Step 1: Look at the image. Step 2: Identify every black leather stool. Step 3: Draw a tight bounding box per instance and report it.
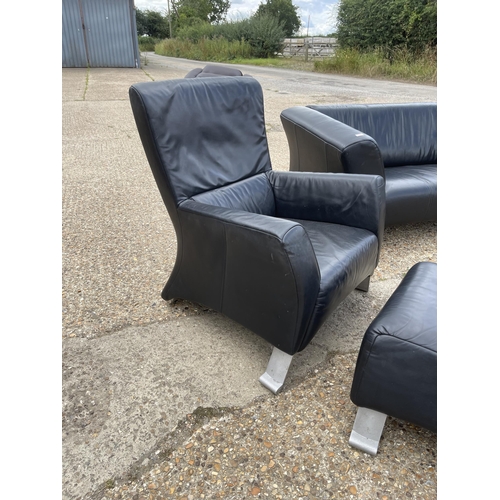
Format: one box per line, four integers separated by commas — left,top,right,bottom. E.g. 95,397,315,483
349,262,437,455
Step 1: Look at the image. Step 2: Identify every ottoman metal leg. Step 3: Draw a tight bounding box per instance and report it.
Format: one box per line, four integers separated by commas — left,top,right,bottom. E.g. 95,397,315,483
259,347,293,394
349,407,387,456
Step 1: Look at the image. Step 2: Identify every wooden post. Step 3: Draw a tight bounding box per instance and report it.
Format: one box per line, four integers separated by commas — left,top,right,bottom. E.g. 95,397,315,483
167,0,172,38
305,39,309,62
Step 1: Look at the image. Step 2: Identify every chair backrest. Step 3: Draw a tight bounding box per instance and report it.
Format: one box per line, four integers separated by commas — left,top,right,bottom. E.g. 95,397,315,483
308,103,437,167
184,64,244,78
129,77,272,218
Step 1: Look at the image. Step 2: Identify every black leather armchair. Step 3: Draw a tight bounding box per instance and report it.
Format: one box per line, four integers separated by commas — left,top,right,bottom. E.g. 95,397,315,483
129,77,386,393
184,64,244,78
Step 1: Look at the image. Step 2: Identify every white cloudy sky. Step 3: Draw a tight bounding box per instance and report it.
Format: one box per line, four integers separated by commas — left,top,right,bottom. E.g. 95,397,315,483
133,0,339,36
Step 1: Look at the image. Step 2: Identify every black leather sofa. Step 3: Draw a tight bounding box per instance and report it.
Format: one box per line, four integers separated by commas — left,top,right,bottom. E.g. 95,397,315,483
349,262,437,455
129,76,386,393
280,103,437,226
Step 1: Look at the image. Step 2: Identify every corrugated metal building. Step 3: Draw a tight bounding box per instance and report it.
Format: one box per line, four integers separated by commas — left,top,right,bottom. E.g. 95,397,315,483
63,0,141,68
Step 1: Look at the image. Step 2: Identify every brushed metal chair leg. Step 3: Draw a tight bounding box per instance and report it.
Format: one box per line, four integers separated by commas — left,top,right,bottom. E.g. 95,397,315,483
259,347,293,394
356,275,371,292
349,407,387,456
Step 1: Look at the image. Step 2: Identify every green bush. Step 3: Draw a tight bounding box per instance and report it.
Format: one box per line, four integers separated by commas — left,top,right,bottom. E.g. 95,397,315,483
159,14,285,59
336,0,437,54
175,20,216,43
244,14,285,58
216,19,251,42
138,36,161,52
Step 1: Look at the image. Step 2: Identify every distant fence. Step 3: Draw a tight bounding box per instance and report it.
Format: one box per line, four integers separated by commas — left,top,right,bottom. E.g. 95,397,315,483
279,37,338,58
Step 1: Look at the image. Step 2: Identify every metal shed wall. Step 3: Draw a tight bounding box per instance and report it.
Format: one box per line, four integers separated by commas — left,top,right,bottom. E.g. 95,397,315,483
62,0,88,67
63,0,141,68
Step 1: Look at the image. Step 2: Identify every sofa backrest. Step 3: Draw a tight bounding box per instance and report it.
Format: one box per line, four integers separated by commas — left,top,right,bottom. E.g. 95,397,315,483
308,103,437,167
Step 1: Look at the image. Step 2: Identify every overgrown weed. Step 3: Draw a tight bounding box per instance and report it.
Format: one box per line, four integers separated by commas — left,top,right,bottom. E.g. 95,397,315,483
314,46,436,85
155,37,252,62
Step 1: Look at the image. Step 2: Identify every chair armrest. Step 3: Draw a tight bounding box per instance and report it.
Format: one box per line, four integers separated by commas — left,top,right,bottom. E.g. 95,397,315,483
280,106,385,177
174,200,321,355
267,171,386,243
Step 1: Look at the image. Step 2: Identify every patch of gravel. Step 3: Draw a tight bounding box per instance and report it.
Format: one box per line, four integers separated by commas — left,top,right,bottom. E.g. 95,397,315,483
94,353,436,500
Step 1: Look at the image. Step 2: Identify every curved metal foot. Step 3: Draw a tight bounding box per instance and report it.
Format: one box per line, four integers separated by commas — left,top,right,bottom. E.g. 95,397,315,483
259,347,293,394
349,406,387,455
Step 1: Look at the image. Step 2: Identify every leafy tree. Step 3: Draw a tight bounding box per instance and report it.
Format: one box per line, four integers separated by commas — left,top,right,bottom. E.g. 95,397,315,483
136,8,170,38
171,0,231,26
254,0,301,37
336,0,436,53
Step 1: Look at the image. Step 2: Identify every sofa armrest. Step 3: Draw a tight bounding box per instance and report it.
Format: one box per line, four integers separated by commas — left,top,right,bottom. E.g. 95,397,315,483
267,171,386,247
280,106,385,177
172,200,321,355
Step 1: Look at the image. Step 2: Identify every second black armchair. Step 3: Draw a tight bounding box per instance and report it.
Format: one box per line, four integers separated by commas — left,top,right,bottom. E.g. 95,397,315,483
129,77,385,393
184,64,244,78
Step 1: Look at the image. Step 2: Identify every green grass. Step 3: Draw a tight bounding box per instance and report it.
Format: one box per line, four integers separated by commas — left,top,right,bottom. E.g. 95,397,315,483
138,36,160,52
314,47,437,85
230,52,436,85
229,57,316,72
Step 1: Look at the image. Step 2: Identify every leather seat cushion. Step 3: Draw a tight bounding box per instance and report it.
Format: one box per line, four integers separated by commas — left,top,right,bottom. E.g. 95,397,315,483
385,164,437,226
289,219,379,347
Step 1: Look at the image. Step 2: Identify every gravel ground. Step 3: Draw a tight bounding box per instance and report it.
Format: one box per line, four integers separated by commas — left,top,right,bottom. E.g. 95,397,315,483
63,54,437,499
96,353,436,500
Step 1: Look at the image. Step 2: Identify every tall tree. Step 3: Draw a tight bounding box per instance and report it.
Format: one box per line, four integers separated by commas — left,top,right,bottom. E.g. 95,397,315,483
254,0,301,37
136,8,170,38
172,0,231,25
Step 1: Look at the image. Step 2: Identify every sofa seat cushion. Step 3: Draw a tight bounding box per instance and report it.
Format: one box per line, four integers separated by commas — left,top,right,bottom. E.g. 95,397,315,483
288,219,379,349
384,164,437,226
